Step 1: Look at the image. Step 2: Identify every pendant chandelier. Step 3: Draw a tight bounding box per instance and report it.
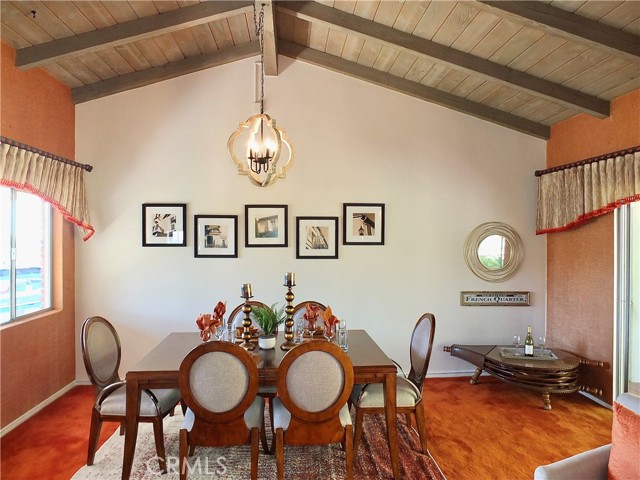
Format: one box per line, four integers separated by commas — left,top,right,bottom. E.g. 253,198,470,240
228,2,293,187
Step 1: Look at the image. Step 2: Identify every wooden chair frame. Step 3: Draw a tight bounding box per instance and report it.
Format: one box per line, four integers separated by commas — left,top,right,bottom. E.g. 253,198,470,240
275,341,354,480
353,312,436,455
81,316,178,472
178,341,261,480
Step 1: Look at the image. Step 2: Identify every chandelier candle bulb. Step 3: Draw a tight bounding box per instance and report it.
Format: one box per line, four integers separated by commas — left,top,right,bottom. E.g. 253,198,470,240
285,272,295,286
241,283,253,298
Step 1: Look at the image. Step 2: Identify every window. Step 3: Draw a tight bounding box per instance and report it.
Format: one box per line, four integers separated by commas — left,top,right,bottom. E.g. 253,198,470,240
615,202,640,398
0,187,52,324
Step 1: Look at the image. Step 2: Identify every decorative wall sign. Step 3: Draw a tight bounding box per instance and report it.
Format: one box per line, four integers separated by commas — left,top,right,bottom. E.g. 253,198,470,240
142,203,186,247
460,291,530,306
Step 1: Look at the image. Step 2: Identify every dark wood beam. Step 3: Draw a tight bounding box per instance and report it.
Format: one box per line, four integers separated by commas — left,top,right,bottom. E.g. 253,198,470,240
279,40,550,139
72,42,259,104
16,1,253,70
477,1,640,61
278,1,610,119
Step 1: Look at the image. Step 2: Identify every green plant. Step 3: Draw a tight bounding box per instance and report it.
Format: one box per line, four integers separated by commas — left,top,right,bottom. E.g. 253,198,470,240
251,303,286,337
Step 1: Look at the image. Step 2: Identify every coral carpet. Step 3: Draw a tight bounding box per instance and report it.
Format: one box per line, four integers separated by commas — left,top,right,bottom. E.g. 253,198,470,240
71,409,445,480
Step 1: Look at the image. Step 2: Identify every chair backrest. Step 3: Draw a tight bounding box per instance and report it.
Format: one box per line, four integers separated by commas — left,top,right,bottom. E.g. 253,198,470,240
81,316,122,395
228,301,268,330
407,313,436,392
179,341,259,424
291,301,327,325
277,341,353,424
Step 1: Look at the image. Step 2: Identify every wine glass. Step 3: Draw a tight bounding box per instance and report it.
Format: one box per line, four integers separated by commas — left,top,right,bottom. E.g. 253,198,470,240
512,335,521,356
538,336,546,355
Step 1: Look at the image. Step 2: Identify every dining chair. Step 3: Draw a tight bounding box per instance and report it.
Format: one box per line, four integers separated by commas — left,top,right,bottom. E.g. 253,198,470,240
350,312,436,455
81,316,182,472
178,341,263,480
228,300,273,453
273,341,354,480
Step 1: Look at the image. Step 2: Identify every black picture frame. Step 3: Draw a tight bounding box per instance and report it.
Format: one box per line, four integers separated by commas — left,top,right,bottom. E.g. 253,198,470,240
245,204,288,248
343,203,385,245
142,203,187,247
194,215,238,258
296,216,339,259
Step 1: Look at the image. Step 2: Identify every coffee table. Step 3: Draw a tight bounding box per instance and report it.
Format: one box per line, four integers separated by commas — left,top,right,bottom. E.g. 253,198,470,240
445,344,591,410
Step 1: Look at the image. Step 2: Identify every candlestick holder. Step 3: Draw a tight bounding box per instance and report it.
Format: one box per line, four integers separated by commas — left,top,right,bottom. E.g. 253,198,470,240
280,282,296,351
240,296,256,351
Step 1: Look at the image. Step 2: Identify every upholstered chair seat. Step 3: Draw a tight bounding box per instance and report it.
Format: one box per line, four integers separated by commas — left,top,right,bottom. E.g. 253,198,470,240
350,376,422,408
98,386,181,417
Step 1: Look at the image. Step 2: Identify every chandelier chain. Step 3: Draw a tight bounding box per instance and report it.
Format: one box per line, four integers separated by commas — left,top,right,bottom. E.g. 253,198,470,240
253,2,266,115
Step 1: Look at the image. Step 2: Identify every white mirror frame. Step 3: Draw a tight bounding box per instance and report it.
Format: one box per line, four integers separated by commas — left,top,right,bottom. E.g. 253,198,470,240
464,222,524,282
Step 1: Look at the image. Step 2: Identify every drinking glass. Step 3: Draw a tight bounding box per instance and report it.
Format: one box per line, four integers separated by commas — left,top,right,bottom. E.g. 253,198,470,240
512,335,521,356
338,324,348,352
294,319,304,344
538,336,546,355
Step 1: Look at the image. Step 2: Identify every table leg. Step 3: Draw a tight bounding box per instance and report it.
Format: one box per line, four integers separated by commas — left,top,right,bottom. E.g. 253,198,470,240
469,368,482,385
384,373,399,480
542,392,552,411
122,379,141,480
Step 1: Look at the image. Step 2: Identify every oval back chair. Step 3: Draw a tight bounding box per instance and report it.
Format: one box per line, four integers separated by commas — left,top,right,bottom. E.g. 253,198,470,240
81,316,181,472
273,341,354,480
178,341,263,480
351,312,436,455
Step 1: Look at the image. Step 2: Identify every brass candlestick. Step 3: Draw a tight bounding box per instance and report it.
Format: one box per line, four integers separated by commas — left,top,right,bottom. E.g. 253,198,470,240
280,283,296,351
240,284,256,351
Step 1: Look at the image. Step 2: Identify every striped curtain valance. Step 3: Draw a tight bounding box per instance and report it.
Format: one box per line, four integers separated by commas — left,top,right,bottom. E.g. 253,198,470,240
0,137,95,241
536,146,640,235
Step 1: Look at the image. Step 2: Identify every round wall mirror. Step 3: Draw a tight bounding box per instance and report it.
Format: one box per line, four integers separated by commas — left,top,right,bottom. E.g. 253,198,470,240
464,222,523,282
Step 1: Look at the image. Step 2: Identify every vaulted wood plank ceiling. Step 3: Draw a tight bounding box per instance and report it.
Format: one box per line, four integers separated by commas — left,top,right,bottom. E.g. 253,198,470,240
1,1,639,139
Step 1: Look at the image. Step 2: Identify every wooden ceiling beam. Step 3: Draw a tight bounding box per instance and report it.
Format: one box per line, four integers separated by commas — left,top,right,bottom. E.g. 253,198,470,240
262,0,278,76
16,1,253,70
476,1,640,62
72,42,259,104
279,40,550,139
278,1,610,119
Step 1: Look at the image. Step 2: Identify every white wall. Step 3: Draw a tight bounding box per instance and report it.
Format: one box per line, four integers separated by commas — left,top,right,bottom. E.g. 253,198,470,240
75,56,546,380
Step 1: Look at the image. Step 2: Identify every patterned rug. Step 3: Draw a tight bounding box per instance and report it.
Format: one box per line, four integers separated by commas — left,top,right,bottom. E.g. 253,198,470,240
72,409,445,479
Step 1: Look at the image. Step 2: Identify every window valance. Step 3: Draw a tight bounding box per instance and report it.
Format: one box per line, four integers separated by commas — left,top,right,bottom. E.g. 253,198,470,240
535,146,640,235
0,136,95,241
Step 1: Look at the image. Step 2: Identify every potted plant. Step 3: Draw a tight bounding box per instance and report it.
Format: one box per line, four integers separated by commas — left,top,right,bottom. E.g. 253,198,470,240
251,303,286,349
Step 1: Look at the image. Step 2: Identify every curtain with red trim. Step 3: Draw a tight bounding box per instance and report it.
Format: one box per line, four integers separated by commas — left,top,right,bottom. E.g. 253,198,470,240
0,141,94,240
536,149,640,234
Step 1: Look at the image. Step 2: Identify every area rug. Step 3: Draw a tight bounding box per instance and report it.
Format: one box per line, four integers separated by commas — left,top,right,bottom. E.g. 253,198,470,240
72,410,445,480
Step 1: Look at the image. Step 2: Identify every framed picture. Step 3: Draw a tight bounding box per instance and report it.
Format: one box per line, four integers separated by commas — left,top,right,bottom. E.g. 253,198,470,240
343,203,385,245
142,203,186,247
245,205,288,247
194,215,238,258
296,216,338,259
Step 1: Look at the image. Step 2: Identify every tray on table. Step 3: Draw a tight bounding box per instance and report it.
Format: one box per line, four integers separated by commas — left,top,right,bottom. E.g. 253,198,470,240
499,347,558,361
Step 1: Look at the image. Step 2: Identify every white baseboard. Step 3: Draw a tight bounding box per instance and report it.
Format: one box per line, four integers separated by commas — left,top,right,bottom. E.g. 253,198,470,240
580,391,612,409
426,370,486,378
1,381,77,437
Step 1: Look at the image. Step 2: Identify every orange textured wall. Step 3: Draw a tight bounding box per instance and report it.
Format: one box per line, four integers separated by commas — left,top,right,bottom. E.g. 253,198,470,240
0,41,76,429
546,90,640,405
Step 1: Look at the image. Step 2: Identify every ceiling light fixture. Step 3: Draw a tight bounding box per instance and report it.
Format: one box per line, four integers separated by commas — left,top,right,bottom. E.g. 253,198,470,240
228,2,293,187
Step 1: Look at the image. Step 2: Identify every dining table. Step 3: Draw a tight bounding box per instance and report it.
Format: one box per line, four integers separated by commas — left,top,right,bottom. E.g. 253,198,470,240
121,329,400,479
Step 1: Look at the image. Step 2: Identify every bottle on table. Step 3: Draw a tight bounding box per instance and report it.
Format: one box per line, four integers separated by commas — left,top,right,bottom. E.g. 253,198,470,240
524,325,534,357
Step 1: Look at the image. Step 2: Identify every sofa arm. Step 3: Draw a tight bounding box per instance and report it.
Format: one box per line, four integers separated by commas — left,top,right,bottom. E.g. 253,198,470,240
534,444,611,480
